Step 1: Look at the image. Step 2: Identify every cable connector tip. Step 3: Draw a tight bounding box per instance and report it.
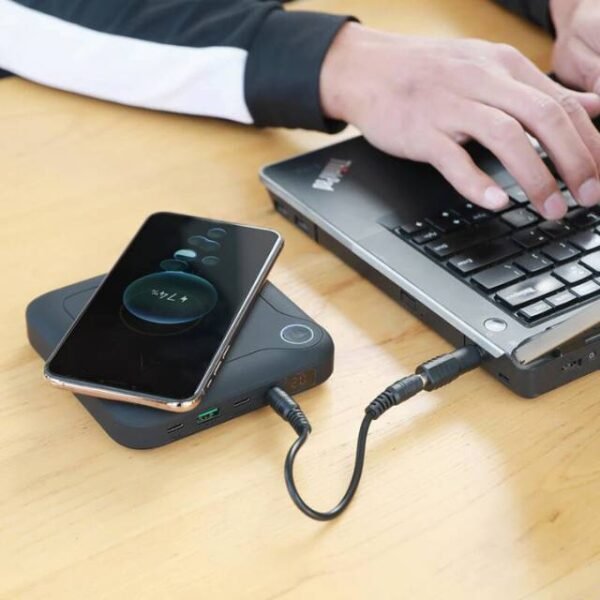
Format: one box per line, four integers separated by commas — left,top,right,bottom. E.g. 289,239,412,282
266,386,311,436
417,345,487,391
366,374,425,419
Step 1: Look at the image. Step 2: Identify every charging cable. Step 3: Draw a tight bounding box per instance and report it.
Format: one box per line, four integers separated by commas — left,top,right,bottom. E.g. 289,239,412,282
266,345,487,521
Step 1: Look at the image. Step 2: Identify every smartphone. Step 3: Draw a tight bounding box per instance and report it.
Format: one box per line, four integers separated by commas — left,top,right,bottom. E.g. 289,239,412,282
44,212,283,412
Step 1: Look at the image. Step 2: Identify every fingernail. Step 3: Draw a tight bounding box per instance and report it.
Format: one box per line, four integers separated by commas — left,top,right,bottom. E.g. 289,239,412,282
483,187,509,210
542,192,567,220
578,178,600,207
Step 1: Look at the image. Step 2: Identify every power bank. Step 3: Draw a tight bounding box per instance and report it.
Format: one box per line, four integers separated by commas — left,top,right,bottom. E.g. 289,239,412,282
27,276,334,449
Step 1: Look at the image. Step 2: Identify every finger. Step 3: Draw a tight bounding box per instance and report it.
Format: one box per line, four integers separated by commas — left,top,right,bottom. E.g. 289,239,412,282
504,42,600,114
571,92,600,118
426,135,510,211
495,48,600,184
461,70,600,208
446,103,566,219
510,70,600,206
513,52,600,141
510,73,600,206
555,37,600,96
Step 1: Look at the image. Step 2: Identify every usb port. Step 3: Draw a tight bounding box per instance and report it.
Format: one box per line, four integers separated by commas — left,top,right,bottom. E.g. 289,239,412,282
294,215,314,237
196,407,220,424
167,423,184,434
275,201,293,221
233,397,251,408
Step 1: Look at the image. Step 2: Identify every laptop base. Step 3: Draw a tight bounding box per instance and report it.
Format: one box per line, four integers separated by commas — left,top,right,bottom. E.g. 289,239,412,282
268,191,600,397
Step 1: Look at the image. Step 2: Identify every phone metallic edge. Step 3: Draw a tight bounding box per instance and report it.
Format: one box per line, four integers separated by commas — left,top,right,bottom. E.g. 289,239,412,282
43,212,284,412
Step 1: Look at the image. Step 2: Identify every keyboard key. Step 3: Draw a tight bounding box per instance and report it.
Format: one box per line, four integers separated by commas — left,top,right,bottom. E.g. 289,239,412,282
412,229,439,244
449,240,520,275
501,208,539,229
471,264,524,291
581,250,600,272
497,274,564,308
518,300,553,321
546,289,577,309
424,220,511,259
395,220,427,236
514,252,553,274
426,210,465,233
538,220,574,239
572,279,600,299
553,262,592,285
512,227,549,249
565,208,600,229
562,189,578,208
454,203,493,224
567,231,600,252
541,242,581,263
506,185,529,205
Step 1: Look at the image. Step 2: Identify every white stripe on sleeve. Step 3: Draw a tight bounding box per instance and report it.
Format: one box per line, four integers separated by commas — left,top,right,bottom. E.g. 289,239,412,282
0,0,253,123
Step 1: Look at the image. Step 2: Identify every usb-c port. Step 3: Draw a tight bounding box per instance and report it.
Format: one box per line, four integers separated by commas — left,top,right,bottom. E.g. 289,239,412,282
233,397,251,408
167,423,184,434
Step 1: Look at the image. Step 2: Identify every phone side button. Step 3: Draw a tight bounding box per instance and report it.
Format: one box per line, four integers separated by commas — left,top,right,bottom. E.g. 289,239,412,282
222,344,231,360
206,376,214,390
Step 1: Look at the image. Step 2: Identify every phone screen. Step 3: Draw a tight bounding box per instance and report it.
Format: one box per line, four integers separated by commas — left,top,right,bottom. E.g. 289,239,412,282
47,213,281,401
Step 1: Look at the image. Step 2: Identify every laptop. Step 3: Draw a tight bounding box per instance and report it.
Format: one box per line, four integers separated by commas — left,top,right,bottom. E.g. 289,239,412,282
260,136,600,397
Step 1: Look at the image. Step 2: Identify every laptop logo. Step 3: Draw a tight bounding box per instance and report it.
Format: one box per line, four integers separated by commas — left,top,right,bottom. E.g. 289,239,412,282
312,159,352,192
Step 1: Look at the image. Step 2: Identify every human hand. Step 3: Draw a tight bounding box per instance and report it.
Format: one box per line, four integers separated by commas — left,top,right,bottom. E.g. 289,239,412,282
552,0,600,93
320,23,600,219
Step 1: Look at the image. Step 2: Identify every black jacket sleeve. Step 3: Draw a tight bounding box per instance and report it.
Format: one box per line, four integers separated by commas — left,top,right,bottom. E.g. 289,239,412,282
0,0,354,132
492,0,554,34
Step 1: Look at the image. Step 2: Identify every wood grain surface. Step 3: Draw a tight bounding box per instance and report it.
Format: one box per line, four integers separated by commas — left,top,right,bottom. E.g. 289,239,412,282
1,1,599,598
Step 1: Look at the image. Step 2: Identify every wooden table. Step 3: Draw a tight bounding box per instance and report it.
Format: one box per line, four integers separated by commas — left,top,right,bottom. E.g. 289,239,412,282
2,1,599,598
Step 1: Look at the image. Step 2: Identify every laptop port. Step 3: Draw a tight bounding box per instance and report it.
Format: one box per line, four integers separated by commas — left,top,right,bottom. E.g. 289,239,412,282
561,358,583,371
274,200,293,221
497,372,510,384
294,215,316,239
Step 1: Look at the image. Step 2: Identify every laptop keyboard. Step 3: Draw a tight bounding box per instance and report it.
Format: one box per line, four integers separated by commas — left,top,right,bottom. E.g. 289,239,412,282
388,181,600,326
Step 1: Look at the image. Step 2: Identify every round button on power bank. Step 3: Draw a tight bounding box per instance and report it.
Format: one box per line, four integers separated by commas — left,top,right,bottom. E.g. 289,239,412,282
280,324,315,345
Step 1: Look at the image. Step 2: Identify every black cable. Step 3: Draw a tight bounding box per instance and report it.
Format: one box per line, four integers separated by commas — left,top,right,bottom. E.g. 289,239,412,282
283,412,373,521
267,345,487,521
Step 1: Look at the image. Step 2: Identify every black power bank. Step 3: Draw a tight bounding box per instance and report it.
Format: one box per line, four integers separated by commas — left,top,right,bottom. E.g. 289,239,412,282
27,276,334,449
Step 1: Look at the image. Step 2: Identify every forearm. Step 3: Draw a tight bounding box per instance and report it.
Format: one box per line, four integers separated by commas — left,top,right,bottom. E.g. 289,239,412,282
0,0,353,131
